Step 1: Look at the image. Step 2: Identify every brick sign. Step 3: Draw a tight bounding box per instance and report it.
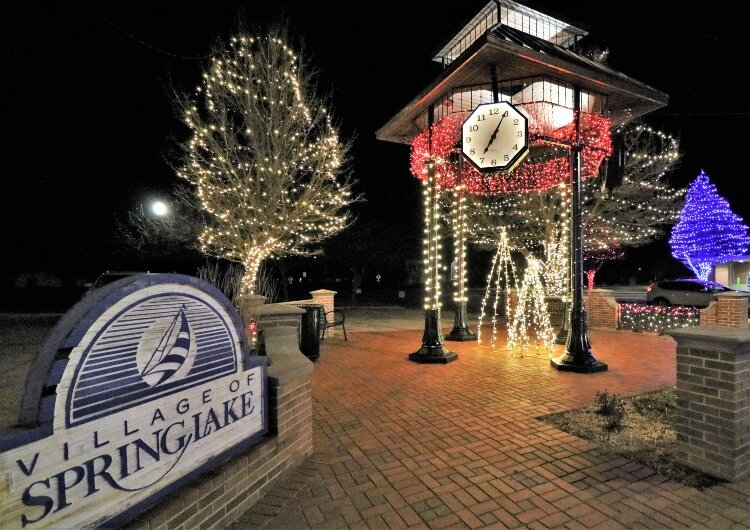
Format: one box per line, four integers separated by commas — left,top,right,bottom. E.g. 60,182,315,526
0,274,267,529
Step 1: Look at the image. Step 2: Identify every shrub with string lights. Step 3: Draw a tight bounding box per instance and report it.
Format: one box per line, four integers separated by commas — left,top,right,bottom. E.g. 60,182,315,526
177,30,357,294
670,170,750,281
617,303,699,333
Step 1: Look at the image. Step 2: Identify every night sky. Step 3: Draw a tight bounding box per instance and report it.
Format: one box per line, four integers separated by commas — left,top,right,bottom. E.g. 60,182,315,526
2,1,749,284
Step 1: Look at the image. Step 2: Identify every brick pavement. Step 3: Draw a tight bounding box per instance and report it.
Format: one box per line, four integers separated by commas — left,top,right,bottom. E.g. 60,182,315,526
230,324,750,529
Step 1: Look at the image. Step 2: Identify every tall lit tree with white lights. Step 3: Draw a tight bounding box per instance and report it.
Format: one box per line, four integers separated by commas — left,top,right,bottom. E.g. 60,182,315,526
670,170,750,281
177,31,356,294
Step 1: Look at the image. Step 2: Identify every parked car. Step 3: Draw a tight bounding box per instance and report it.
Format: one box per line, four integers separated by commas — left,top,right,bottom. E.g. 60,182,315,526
646,278,732,307
82,271,147,297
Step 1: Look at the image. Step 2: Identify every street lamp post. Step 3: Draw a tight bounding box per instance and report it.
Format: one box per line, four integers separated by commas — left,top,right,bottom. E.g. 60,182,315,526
447,153,477,342
551,86,607,373
410,157,458,363
410,105,458,364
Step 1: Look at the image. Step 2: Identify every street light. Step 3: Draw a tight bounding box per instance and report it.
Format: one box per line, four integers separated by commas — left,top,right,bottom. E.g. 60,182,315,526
151,200,169,217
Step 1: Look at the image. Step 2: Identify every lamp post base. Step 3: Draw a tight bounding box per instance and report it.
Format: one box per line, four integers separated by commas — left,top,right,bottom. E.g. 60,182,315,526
550,352,608,373
410,309,458,363
446,302,477,342
409,346,458,363
445,328,477,342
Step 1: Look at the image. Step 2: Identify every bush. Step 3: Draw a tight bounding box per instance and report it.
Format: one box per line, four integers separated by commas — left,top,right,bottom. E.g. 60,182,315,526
631,388,676,422
595,390,625,431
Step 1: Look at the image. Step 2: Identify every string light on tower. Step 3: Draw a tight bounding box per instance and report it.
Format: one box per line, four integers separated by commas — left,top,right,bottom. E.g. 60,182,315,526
422,160,444,310
468,122,683,293
410,109,612,195
452,182,469,305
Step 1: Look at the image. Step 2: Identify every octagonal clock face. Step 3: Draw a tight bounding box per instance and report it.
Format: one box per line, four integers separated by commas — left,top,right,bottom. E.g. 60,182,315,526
461,101,529,172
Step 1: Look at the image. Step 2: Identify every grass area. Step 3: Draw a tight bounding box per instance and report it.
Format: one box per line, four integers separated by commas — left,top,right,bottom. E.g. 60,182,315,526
540,387,722,490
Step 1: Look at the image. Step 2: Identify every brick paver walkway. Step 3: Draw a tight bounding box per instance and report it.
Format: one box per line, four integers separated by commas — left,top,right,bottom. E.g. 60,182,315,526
231,324,750,529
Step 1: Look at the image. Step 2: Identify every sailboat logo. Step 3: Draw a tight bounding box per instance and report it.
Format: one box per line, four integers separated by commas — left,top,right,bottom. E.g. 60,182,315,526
136,305,196,387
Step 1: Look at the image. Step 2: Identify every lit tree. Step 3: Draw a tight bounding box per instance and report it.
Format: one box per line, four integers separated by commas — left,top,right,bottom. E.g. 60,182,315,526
468,121,682,291
584,245,624,290
584,122,682,257
669,170,750,281
177,30,357,294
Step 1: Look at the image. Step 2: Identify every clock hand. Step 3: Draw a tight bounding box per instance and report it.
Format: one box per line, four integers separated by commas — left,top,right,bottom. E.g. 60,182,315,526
483,115,506,154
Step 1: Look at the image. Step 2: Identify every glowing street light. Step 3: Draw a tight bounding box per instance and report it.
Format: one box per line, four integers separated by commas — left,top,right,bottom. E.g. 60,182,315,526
151,200,169,217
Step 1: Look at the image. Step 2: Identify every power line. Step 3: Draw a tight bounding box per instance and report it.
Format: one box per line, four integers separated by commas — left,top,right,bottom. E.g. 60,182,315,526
84,4,212,61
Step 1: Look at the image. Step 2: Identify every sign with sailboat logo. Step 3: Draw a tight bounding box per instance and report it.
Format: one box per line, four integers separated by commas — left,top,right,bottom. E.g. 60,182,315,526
137,304,193,387
0,274,267,529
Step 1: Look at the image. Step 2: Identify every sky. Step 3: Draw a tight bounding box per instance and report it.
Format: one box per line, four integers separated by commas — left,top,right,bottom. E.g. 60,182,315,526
2,1,749,283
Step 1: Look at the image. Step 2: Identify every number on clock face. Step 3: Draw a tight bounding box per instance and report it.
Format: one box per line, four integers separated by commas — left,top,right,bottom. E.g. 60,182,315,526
461,101,529,172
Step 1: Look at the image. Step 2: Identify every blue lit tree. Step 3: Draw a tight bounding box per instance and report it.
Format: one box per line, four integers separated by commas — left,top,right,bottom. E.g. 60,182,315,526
669,170,750,281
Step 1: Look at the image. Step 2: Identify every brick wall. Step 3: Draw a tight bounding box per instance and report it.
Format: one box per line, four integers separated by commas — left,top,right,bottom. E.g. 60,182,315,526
584,289,618,329
700,301,718,325
123,323,314,529
506,291,563,325
700,292,749,328
506,290,617,330
666,326,750,481
545,296,565,327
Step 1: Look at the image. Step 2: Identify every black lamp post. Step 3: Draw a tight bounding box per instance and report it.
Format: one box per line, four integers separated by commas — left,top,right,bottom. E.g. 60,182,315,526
447,153,477,342
410,157,458,363
410,106,458,364
551,86,607,373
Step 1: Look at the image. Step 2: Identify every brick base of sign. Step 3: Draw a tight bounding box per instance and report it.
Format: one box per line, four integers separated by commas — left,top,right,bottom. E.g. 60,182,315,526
666,326,750,482
123,365,313,530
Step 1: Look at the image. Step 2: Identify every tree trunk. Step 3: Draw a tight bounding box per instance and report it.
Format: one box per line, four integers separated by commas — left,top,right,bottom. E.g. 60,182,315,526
276,259,290,301
586,269,597,291
241,254,265,295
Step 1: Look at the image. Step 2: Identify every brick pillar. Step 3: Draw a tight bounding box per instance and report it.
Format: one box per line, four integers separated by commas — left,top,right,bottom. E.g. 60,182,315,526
701,292,749,328
310,289,336,335
310,289,336,314
583,289,618,329
700,300,718,326
665,326,750,481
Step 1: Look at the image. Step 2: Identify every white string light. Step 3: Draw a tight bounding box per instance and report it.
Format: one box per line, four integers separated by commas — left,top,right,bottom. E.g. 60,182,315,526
178,33,356,294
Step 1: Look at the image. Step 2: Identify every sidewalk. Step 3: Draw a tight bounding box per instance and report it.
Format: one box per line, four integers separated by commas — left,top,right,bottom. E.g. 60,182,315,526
231,308,750,529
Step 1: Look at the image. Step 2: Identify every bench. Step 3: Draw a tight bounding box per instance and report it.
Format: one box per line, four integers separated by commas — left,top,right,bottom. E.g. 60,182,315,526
320,309,347,341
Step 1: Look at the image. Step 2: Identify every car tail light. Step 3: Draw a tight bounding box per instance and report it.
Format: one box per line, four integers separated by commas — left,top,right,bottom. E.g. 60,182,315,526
647,283,654,292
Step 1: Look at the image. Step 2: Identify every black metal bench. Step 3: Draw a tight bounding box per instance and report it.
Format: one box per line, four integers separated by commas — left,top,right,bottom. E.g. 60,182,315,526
320,309,347,341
